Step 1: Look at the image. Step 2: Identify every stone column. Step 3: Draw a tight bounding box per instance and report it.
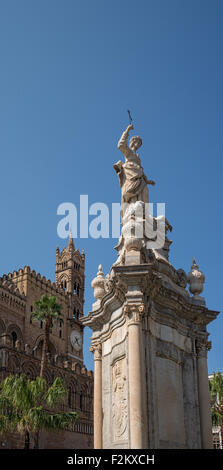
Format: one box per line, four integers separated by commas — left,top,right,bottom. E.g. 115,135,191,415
90,343,102,449
196,340,213,449
124,303,145,449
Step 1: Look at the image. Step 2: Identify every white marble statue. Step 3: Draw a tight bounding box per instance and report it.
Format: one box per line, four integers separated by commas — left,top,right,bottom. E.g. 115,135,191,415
113,124,155,217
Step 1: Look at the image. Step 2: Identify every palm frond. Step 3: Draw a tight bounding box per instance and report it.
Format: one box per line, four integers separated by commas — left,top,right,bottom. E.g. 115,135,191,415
0,374,79,441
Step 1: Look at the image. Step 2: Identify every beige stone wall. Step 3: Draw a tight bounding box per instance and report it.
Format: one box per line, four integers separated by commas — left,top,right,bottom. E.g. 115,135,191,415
0,240,93,449
156,357,186,448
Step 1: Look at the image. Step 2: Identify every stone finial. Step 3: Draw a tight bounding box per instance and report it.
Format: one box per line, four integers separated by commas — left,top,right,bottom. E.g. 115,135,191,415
91,265,105,301
187,258,205,299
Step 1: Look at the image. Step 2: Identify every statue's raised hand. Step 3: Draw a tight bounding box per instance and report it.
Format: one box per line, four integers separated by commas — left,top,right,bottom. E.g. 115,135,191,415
127,124,134,132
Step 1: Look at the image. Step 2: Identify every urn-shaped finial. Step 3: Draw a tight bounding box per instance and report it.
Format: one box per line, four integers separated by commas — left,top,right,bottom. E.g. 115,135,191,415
187,258,205,296
91,264,106,301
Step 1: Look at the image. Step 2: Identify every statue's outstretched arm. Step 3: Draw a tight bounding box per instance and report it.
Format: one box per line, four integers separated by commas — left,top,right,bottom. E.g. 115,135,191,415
117,124,134,156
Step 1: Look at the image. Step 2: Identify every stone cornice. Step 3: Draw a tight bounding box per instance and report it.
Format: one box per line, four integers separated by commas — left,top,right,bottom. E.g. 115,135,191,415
82,265,219,332
154,284,219,326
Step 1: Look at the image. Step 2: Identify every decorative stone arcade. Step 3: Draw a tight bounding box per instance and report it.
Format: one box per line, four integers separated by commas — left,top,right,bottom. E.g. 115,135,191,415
82,124,219,449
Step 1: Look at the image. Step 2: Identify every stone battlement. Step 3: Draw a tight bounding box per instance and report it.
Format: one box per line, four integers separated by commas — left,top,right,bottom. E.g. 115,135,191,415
3,266,74,300
0,277,26,314
0,339,93,377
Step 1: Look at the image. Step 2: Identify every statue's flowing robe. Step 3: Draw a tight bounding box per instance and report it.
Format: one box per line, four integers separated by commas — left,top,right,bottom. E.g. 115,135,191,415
114,128,149,205
121,161,147,202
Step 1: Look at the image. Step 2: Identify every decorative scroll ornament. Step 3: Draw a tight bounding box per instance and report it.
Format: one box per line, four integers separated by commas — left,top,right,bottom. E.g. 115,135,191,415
104,274,128,301
123,303,145,324
195,339,211,358
89,342,102,360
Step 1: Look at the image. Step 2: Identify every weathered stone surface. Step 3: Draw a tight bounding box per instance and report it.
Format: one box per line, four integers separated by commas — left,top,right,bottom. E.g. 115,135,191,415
83,123,219,449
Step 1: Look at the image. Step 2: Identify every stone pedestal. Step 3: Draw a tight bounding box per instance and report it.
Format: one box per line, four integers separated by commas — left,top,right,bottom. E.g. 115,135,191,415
83,263,218,449
82,123,218,449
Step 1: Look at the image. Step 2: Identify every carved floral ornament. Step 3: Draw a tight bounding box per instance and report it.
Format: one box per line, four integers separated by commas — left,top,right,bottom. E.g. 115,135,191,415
104,275,128,298
195,339,212,357
89,342,102,360
123,302,145,324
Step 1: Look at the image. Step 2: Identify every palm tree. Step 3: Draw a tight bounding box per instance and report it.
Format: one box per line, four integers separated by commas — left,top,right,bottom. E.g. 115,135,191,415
0,374,78,449
209,372,223,448
31,294,63,378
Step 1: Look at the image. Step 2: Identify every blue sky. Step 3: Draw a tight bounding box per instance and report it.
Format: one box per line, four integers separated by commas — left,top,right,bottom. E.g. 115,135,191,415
0,0,222,372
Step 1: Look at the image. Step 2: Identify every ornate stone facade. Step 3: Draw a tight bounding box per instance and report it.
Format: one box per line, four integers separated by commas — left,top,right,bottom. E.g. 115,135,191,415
83,124,219,449
0,234,93,449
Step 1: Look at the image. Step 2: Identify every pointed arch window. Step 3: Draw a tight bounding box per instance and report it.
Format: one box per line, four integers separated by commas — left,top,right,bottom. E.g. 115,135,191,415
80,392,83,411
11,331,17,348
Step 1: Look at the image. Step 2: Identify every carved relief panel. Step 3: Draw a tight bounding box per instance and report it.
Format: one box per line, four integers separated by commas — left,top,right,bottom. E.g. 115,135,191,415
112,357,128,443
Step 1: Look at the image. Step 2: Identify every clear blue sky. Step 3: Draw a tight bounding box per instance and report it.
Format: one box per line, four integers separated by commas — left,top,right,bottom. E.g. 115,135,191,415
0,0,222,373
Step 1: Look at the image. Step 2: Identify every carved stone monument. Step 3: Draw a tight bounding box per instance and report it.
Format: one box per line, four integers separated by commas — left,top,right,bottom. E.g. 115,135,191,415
82,124,219,449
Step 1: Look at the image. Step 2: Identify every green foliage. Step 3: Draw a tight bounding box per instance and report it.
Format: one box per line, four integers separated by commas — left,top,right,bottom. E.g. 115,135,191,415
209,372,223,428
31,294,63,327
0,374,78,444
31,294,64,379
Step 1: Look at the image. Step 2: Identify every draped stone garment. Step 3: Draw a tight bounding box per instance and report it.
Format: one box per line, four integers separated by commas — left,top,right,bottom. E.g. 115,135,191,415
122,161,148,202
114,158,149,205
114,126,149,207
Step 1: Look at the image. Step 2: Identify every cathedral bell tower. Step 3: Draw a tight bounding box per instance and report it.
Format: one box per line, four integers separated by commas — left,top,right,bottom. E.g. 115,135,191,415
56,233,85,318
56,233,85,362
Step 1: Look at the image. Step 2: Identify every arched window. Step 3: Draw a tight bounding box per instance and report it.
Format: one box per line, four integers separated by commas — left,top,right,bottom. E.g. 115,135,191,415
73,308,76,319
80,392,83,411
68,388,71,408
37,340,43,358
68,386,76,409
11,331,17,348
